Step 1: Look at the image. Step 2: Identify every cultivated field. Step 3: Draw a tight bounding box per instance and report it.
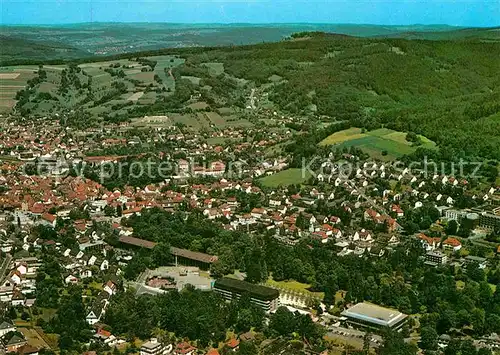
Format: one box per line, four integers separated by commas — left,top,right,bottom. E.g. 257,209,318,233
0,55,185,117
319,127,436,159
0,66,37,114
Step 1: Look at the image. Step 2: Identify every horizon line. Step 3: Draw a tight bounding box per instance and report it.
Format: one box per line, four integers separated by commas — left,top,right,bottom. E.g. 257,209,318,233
2,21,497,28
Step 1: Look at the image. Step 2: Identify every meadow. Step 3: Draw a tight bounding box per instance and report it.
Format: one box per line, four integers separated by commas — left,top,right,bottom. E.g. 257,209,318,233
259,168,312,187
319,127,437,160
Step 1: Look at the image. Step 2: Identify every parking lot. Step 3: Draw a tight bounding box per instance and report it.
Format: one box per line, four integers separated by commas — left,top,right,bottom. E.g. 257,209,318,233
326,326,382,349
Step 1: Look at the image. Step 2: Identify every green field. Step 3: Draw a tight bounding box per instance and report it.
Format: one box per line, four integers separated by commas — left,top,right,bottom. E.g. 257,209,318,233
319,127,436,159
266,279,324,300
201,62,225,76
259,168,311,187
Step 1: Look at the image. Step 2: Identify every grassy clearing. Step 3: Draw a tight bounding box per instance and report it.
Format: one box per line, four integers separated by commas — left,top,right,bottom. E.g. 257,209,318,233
319,127,436,159
259,168,311,187
201,62,224,76
204,111,226,127
170,113,203,130
187,101,209,110
181,76,201,85
266,279,325,299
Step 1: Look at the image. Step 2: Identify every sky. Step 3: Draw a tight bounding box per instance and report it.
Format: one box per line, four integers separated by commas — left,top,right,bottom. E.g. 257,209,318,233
1,0,499,27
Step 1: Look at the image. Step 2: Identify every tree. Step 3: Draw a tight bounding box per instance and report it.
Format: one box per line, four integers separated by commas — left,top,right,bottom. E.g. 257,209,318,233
378,330,417,355
446,220,458,235
151,242,173,268
268,306,297,336
420,326,438,350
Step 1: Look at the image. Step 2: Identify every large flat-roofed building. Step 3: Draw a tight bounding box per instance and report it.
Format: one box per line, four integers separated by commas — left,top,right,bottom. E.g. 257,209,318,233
341,302,408,331
214,278,280,313
479,212,500,230
425,251,448,265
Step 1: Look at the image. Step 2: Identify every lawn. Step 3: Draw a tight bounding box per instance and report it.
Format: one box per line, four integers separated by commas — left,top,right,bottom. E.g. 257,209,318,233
259,168,312,187
319,127,436,160
266,279,324,300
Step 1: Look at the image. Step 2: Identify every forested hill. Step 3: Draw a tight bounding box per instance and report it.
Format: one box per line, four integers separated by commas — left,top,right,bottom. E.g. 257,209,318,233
0,35,90,63
3,31,500,159
185,33,500,159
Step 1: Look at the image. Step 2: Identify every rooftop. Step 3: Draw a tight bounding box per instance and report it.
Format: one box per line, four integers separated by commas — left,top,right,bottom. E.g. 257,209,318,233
341,302,407,328
214,277,279,301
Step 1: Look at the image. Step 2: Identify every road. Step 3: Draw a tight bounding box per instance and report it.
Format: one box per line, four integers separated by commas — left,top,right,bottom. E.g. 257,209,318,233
345,180,385,213
0,254,12,285
249,88,256,109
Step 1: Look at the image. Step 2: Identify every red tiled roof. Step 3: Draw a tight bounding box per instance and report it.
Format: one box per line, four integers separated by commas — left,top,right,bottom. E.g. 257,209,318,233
226,338,240,348
41,213,56,223
443,237,461,247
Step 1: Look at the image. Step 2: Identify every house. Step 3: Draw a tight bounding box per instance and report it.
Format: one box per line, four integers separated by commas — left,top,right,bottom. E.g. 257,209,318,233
17,345,40,355
417,233,440,251
353,229,372,243
391,205,404,218
330,216,341,225
86,291,110,325
311,231,329,244
174,342,197,355
40,213,57,227
442,237,462,252
5,334,27,353
64,274,79,285
226,338,240,351
103,280,117,296
239,331,255,342
11,290,26,306
0,321,16,337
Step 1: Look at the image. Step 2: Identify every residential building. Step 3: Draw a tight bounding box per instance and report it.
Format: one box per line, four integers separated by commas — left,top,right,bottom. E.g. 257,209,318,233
479,212,500,230
0,321,16,338
442,237,462,252
140,338,172,355
425,251,448,266
214,278,280,313
464,255,488,269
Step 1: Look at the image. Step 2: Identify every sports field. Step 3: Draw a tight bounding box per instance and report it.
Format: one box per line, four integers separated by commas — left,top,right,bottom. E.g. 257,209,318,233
319,127,436,159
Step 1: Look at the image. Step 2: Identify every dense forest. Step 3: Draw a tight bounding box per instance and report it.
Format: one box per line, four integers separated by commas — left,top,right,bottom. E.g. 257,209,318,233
184,33,500,159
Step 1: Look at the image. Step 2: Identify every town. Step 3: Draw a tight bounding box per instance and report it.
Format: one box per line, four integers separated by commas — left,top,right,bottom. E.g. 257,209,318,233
0,97,497,355
0,13,500,355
